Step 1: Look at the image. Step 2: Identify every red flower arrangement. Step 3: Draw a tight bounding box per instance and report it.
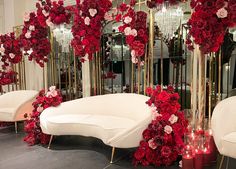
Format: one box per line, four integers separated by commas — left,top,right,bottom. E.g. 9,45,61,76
0,32,22,68
0,69,17,86
116,2,148,65
24,86,62,145
187,0,236,54
133,86,188,166
146,0,187,8
71,0,112,62
20,12,51,67
36,0,71,28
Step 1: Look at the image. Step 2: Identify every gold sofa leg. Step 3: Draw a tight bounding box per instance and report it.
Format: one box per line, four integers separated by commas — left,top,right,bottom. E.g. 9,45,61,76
48,135,53,149
15,122,18,134
110,147,115,164
219,155,225,169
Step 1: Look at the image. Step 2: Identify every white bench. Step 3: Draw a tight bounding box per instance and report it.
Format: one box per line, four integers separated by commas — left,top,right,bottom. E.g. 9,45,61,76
40,93,152,163
0,90,38,133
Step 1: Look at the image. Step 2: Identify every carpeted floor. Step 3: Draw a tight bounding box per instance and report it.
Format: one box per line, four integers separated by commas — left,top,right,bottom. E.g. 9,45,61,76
0,125,233,169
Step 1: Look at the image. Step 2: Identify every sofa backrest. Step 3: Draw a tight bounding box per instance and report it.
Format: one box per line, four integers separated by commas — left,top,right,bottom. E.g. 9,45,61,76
0,90,38,108
43,93,151,121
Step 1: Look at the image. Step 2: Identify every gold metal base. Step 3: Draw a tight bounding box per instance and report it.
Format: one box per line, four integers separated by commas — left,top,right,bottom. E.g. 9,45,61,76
110,147,115,164
15,122,18,134
219,155,225,169
48,135,53,149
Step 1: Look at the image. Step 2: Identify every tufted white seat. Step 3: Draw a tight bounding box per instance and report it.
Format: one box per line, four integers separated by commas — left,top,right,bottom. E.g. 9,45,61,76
40,93,152,150
211,96,236,168
0,90,38,132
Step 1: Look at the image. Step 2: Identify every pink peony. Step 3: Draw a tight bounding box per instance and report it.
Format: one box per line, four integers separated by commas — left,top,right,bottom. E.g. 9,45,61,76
216,8,228,18
164,125,173,134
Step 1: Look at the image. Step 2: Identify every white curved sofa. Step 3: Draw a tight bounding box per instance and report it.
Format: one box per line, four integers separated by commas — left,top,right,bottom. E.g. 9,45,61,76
0,90,38,133
211,96,236,167
40,93,152,162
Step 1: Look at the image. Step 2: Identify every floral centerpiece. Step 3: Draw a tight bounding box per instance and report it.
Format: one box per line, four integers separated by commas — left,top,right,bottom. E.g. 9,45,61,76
133,86,188,166
71,0,112,62
24,86,62,145
187,0,236,54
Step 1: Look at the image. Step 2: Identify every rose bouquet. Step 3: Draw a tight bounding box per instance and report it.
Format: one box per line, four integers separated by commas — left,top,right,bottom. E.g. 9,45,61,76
133,86,188,166
24,86,62,145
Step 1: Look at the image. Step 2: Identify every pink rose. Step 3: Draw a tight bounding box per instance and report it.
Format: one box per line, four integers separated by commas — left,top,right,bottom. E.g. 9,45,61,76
130,29,137,37
216,8,228,18
131,55,138,63
104,12,113,21
124,16,132,24
124,27,132,36
46,18,54,28
89,9,97,17
25,31,31,39
49,86,56,91
84,17,90,25
148,138,157,149
168,114,178,124
164,125,173,134
9,53,15,59
29,25,35,31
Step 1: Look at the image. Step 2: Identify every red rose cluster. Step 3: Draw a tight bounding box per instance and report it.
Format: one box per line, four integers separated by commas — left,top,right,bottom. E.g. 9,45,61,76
0,33,22,68
36,0,71,28
20,0,71,67
71,0,112,62
116,2,148,65
133,86,188,167
187,0,236,54
24,86,62,145
0,70,17,86
146,0,186,8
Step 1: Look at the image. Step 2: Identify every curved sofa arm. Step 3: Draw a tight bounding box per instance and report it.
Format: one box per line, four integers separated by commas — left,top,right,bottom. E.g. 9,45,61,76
211,96,236,152
107,115,152,148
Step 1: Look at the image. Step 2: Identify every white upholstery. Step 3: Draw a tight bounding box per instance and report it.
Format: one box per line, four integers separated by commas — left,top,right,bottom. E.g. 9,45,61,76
0,90,38,122
40,93,152,148
211,96,236,158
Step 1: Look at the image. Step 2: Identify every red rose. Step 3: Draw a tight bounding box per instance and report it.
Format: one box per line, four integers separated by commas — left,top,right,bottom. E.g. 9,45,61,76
134,148,145,160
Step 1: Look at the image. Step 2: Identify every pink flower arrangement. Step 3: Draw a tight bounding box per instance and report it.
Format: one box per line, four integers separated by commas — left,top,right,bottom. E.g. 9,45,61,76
24,86,62,146
133,86,188,166
71,0,112,62
187,0,236,54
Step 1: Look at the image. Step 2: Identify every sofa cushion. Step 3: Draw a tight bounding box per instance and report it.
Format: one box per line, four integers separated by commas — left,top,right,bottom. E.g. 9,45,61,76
42,114,135,144
221,132,236,158
0,108,15,121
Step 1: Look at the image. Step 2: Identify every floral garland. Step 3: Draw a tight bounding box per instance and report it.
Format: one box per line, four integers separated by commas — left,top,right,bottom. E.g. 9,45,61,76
20,0,71,67
146,0,187,8
71,0,112,62
133,86,188,166
24,86,62,145
187,0,236,54
116,2,148,65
